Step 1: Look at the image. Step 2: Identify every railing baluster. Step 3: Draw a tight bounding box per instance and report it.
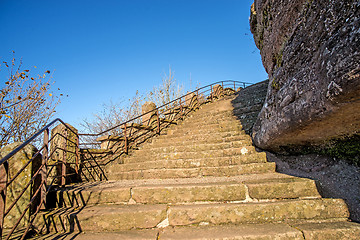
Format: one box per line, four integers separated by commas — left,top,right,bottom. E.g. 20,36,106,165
75,134,80,175
40,128,49,209
124,124,128,154
156,110,160,134
179,98,183,119
61,128,67,187
0,161,8,238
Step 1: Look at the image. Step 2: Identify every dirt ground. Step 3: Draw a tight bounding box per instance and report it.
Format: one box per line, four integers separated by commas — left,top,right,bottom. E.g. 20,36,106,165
265,151,360,223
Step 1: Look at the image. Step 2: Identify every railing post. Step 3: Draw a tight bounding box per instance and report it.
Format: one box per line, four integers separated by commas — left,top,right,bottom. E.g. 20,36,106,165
179,98,183,119
234,81,236,91
51,123,79,187
61,129,67,187
196,90,199,108
156,110,160,135
211,85,213,102
221,81,224,89
75,135,80,175
0,161,8,238
40,128,49,209
124,124,128,154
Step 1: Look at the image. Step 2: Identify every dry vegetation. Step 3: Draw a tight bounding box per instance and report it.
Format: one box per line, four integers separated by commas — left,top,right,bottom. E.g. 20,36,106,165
0,54,62,148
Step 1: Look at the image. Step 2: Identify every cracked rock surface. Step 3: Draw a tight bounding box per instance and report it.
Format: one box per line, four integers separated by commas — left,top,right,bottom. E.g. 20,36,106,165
250,0,360,151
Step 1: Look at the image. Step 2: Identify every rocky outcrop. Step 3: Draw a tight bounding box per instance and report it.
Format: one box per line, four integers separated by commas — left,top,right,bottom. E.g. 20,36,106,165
250,0,360,151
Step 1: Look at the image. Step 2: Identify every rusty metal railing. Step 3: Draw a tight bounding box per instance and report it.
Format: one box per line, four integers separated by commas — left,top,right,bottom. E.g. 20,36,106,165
78,80,251,164
0,80,251,239
0,119,105,239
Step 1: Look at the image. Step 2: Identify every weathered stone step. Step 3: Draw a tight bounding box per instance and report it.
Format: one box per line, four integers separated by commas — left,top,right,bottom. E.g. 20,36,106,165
41,199,349,232
232,92,267,107
167,122,242,135
173,118,240,130
111,154,267,173
155,222,360,240
126,146,258,162
153,130,248,143
184,110,235,121
164,125,243,138
168,199,349,227
234,109,260,118
142,139,253,152
36,221,360,240
58,175,320,207
232,104,263,115
148,134,251,147
108,162,276,180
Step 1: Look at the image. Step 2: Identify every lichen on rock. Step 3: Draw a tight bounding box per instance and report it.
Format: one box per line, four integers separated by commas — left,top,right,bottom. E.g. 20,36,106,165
250,0,360,153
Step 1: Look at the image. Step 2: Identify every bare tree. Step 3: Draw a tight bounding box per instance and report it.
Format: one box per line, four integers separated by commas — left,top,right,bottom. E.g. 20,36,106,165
80,91,144,137
147,66,184,108
0,55,61,148
81,66,185,138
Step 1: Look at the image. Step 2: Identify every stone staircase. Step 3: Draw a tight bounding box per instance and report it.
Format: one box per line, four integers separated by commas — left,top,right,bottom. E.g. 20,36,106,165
36,93,360,239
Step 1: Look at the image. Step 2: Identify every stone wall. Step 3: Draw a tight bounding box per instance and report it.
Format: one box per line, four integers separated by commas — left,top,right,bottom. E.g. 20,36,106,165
0,142,42,228
250,0,360,152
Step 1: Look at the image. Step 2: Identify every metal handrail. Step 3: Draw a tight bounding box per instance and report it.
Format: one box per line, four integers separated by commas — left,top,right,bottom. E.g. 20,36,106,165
79,80,251,137
0,118,77,166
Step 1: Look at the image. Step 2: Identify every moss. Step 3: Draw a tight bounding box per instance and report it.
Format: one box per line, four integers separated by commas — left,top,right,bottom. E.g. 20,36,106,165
318,135,360,166
273,51,283,68
278,134,360,166
262,2,272,29
271,77,280,90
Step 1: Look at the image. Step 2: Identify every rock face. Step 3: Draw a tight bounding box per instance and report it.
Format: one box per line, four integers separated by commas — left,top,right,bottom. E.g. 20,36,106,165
250,0,360,151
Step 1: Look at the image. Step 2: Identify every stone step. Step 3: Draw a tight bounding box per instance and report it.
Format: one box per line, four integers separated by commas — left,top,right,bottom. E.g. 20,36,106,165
34,221,360,240
108,162,276,180
164,124,243,138
124,149,264,165
118,154,267,171
149,134,251,147
232,92,267,106
126,146,259,163
168,199,349,227
233,104,263,115
167,121,242,134
153,130,248,143
142,139,253,152
173,118,240,129
184,110,235,121
39,199,349,232
58,175,320,207
176,116,242,129
234,109,260,118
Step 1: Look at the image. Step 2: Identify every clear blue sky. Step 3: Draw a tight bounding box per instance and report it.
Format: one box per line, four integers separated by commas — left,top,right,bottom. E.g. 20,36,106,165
0,0,267,131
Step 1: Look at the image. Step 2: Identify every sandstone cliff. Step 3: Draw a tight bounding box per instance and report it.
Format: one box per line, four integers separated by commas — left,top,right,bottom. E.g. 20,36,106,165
250,0,360,152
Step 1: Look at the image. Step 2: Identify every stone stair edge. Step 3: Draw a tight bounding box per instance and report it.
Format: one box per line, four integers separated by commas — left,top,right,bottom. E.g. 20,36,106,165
29,221,360,240
36,198,349,233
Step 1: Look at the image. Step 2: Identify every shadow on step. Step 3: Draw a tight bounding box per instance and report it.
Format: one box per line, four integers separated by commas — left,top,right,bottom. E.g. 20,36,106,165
230,80,268,135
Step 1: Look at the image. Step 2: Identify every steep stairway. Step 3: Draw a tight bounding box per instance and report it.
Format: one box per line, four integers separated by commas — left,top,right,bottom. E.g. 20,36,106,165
37,94,360,239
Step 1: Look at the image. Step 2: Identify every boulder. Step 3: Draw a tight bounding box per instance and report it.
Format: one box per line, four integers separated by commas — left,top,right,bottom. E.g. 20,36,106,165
250,0,360,151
